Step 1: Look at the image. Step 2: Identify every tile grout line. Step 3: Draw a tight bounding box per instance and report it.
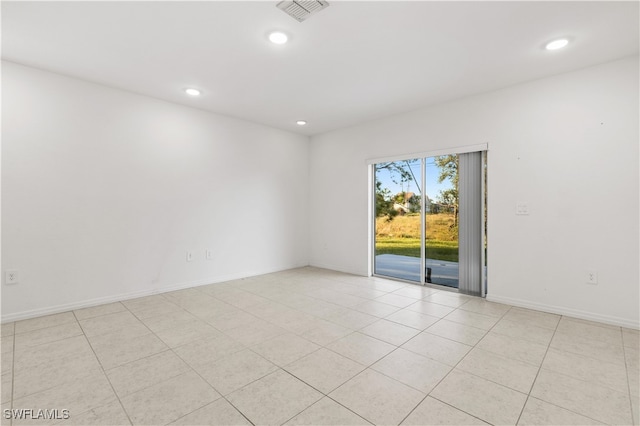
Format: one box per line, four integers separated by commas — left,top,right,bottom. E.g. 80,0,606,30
513,312,561,426
277,349,374,425
508,315,625,426
276,287,478,425
397,303,512,425
7,270,636,426
8,274,412,425
359,342,443,395
12,322,105,415
290,393,373,426
5,337,95,403
180,284,405,426
439,307,545,394
125,300,258,426
267,369,326,426
516,316,628,425
427,396,491,425
72,303,128,322
9,324,16,426
223,274,421,331
125,302,231,424
89,298,218,421
71,310,134,426
620,328,636,425
168,274,632,424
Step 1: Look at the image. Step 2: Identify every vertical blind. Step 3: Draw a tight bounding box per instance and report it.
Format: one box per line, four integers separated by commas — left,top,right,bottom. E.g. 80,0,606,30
458,151,484,296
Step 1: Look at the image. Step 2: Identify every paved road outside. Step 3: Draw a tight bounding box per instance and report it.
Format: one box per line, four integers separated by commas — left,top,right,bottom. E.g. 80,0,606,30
374,254,459,288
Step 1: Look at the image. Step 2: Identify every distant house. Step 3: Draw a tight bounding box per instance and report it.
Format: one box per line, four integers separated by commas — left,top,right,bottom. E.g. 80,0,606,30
393,192,424,215
392,192,455,214
393,202,410,214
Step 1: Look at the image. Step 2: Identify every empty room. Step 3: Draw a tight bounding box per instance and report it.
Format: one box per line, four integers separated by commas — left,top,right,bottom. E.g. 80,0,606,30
1,1,639,425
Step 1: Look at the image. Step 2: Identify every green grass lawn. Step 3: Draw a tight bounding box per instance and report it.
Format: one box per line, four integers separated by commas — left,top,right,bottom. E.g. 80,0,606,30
375,213,459,262
375,238,459,262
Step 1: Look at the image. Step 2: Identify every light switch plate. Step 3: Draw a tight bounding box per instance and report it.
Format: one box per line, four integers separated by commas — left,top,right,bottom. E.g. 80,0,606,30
516,202,530,215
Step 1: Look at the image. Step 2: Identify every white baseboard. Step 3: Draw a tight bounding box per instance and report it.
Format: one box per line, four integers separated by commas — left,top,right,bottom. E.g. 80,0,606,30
487,294,640,330
308,261,367,277
1,263,309,323
6,264,637,332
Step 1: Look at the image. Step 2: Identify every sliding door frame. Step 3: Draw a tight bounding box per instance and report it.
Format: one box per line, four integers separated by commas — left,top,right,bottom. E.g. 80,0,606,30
481,150,488,296
368,143,488,293
419,158,426,285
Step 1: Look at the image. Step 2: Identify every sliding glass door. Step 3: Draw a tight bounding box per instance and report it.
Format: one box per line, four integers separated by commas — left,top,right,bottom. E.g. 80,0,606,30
373,159,422,282
372,149,486,296
424,155,459,288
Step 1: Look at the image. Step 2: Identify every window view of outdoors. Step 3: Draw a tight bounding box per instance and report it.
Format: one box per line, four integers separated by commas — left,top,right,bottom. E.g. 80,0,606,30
374,156,459,287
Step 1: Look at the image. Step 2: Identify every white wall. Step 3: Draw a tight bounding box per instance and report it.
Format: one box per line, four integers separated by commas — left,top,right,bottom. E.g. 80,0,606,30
309,56,639,328
2,61,310,321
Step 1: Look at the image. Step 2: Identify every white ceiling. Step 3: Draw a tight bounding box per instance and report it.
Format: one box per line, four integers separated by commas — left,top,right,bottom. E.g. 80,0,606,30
2,1,638,136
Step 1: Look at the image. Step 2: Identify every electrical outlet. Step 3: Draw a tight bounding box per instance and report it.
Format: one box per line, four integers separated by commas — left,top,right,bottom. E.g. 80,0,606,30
6,270,19,285
186,251,194,262
206,250,213,260
586,270,598,285
516,202,530,215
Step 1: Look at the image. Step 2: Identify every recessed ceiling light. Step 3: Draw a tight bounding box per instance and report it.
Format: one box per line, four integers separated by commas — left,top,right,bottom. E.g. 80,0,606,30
184,88,201,96
296,120,307,126
545,38,569,50
269,31,288,45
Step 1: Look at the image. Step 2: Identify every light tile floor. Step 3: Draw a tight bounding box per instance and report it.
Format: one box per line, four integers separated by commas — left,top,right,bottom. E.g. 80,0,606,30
1,267,638,425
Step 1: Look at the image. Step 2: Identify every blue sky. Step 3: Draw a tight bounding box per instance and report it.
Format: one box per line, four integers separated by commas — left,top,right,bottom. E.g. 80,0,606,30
375,157,453,202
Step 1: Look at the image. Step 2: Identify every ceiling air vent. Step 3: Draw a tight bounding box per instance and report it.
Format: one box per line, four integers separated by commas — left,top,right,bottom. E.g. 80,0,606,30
276,0,330,22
